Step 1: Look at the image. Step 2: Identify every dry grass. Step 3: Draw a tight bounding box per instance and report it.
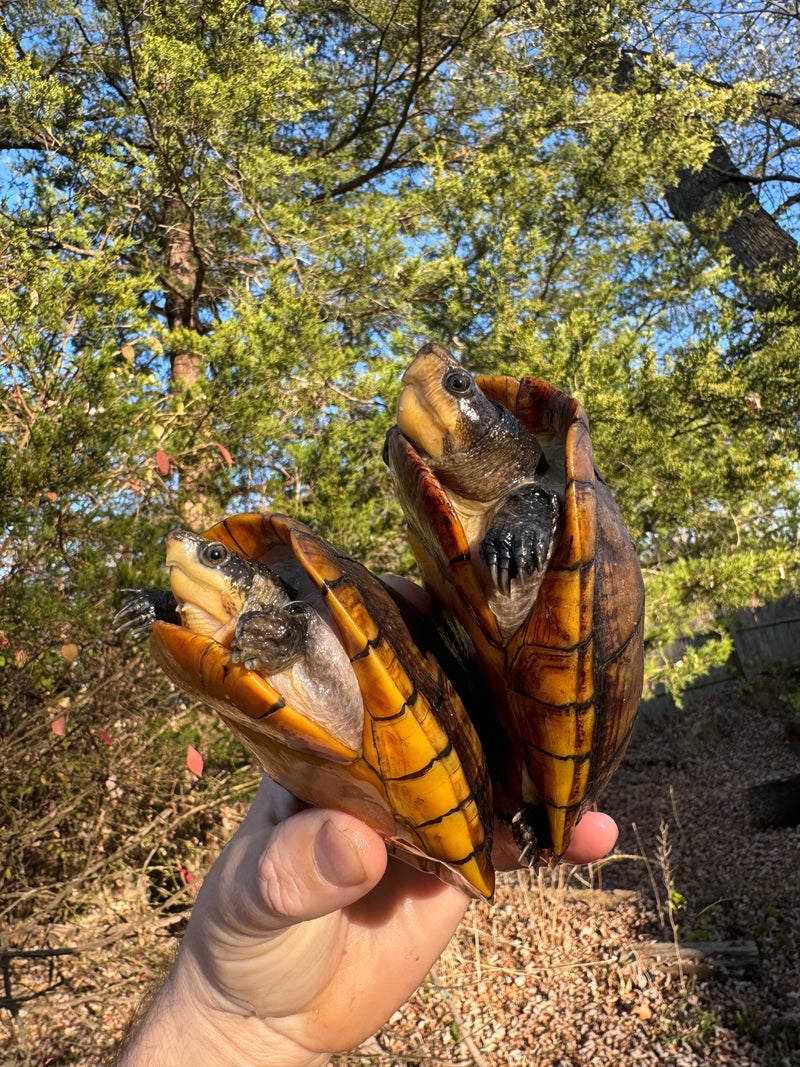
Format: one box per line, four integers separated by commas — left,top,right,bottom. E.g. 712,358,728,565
2,655,799,1066
0,642,258,1065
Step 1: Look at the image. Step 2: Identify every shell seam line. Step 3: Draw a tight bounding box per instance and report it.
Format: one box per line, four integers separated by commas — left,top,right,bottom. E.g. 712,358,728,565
351,628,383,661
509,630,594,664
524,741,593,764
320,574,347,596
546,554,595,575
384,735,454,782
255,697,286,720
564,475,595,493
361,748,382,781
546,798,587,813
368,683,419,723
221,518,249,556
447,839,492,865
506,684,595,710
595,607,646,669
413,791,476,829
446,551,472,566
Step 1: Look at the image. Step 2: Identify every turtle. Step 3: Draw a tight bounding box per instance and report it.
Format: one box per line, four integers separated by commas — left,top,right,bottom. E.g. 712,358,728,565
383,342,645,862
116,512,495,899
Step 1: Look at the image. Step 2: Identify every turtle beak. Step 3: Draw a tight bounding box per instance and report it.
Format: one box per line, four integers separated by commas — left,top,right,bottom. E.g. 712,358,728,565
165,530,243,640
396,383,449,459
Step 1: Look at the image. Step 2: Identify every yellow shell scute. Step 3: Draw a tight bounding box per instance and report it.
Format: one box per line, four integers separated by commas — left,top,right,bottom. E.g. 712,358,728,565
288,519,495,898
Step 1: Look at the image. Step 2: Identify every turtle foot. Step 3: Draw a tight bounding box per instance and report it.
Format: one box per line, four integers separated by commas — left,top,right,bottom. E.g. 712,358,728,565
232,602,309,675
510,803,553,868
480,486,559,596
114,588,180,638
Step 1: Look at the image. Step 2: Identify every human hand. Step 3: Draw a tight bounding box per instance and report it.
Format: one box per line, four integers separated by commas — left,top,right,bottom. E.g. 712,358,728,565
117,572,618,1066
116,774,465,1066
117,774,617,1067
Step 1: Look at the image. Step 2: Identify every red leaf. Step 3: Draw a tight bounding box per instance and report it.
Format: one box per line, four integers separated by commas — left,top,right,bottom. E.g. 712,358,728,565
51,716,66,736
155,449,171,475
186,745,204,777
214,441,233,466
97,728,113,746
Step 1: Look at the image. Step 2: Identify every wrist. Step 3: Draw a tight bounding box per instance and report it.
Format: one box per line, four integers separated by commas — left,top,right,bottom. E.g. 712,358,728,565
116,948,329,1067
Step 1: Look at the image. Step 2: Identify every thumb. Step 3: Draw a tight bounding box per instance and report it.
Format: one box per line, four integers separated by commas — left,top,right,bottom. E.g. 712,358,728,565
191,777,389,940
257,806,389,923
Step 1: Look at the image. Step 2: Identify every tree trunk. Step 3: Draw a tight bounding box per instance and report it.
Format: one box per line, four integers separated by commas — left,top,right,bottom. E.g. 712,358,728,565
664,142,798,307
612,52,798,306
161,198,204,384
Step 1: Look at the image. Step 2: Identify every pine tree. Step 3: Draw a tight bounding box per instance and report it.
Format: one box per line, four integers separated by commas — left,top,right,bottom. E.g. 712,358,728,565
1,0,798,698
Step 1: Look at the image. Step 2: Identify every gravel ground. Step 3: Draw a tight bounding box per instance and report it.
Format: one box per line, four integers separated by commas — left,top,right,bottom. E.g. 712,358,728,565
333,676,800,1067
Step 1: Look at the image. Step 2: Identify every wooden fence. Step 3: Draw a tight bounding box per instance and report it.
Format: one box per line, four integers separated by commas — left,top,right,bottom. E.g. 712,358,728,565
641,594,800,717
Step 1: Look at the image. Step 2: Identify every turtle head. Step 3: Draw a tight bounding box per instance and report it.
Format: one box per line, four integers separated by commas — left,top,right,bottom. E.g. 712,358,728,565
396,343,500,460
165,529,255,638
395,343,545,502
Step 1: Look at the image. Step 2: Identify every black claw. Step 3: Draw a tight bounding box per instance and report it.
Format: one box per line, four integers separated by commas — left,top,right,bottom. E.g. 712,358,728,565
497,556,510,597
114,588,179,638
480,486,559,595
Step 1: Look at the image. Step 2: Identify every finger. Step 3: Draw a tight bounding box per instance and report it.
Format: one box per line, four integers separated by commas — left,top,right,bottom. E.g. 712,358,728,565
491,810,618,870
561,811,618,864
258,806,389,925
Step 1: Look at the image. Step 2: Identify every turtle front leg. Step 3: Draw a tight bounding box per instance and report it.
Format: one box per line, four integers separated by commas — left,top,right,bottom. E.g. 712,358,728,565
114,589,181,638
480,486,560,596
233,602,310,674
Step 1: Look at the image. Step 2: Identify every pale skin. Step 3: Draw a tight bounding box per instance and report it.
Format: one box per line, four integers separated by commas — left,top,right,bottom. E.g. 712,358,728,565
116,578,620,1066
115,781,618,1067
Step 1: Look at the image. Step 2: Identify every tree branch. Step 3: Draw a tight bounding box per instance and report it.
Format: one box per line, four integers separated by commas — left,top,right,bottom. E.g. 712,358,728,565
615,50,798,307
664,141,798,306
312,0,485,202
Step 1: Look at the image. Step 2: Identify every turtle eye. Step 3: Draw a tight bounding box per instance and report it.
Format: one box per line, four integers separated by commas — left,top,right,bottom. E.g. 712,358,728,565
443,368,475,396
200,542,230,567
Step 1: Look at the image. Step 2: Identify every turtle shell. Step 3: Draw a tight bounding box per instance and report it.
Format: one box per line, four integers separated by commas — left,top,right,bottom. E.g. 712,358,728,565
148,510,495,899
385,350,645,860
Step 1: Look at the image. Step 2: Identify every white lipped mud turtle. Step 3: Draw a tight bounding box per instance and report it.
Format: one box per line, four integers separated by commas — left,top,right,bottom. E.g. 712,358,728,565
117,511,495,898
384,342,645,862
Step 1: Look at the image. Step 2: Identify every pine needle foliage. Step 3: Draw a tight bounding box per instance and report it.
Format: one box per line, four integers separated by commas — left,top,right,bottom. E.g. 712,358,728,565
1,0,798,698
